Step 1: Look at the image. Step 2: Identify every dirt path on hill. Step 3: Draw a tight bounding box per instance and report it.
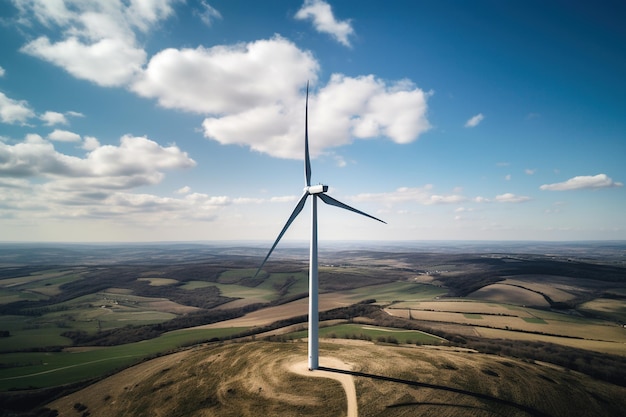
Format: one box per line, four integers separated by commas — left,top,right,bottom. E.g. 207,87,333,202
289,357,358,417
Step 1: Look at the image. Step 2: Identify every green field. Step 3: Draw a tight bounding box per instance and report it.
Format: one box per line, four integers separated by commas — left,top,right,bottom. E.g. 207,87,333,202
287,323,445,345
523,317,547,324
137,277,179,286
0,269,85,304
183,271,308,303
0,327,247,390
346,281,447,304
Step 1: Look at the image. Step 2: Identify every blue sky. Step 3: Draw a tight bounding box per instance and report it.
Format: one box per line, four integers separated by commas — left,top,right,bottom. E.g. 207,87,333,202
0,0,624,242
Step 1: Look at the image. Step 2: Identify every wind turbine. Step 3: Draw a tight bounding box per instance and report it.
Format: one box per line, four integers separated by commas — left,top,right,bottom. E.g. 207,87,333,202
255,83,386,370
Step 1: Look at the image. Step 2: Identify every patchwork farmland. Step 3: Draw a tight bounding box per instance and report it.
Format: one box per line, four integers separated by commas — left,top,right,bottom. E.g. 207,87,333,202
1,242,625,416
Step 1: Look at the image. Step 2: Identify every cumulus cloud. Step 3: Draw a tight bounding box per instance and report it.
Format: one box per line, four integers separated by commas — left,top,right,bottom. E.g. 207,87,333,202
495,193,531,203
0,130,211,232
40,111,68,126
132,36,319,114
0,92,35,124
22,36,146,87
295,0,355,47
353,185,465,206
195,1,222,26
0,134,195,183
81,136,100,151
202,73,431,159
48,129,81,142
465,113,484,128
15,0,176,87
540,174,623,191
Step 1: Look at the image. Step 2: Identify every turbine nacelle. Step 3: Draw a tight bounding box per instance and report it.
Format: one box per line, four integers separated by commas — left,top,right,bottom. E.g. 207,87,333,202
305,184,328,194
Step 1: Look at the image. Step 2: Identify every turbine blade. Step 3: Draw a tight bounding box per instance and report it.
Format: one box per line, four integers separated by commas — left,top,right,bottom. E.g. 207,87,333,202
319,193,387,224
304,82,312,187
254,192,309,278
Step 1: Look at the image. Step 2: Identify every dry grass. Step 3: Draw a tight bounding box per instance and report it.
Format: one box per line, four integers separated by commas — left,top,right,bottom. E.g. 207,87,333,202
385,300,626,355
137,277,180,286
200,293,355,329
47,340,626,417
145,299,201,314
470,283,550,307
499,277,579,303
476,327,626,356
580,298,626,322
398,300,530,316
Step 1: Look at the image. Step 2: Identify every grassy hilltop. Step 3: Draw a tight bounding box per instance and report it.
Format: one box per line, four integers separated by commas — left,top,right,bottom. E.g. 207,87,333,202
47,340,626,417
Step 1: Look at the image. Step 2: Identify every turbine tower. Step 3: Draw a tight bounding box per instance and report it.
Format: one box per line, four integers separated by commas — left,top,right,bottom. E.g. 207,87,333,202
255,83,386,370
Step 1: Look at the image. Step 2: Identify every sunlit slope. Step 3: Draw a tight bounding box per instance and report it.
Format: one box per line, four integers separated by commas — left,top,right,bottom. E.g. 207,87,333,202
48,340,626,417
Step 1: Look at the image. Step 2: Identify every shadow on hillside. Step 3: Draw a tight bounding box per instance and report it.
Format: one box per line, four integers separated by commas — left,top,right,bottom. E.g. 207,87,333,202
388,401,509,417
317,366,551,417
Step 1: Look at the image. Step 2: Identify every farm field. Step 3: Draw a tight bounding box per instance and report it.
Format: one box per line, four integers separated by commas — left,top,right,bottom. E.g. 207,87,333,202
0,327,247,391
385,303,626,354
0,241,625,416
476,327,626,356
285,322,446,345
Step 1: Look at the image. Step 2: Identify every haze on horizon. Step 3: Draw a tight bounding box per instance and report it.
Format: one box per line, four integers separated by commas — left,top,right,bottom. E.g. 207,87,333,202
0,0,624,243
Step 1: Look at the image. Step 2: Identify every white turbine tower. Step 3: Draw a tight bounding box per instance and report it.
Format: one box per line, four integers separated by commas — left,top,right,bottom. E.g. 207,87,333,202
255,83,386,370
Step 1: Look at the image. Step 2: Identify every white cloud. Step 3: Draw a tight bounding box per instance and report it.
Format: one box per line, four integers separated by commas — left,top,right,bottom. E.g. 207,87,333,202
505,174,511,181
495,193,531,203
354,185,465,206
455,207,473,213
195,1,222,26
48,129,81,142
82,136,100,151
540,174,623,191
41,111,68,126
125,0,176,32
0,92,35,124
295,0,355,47
40,110,83,126
85,135,196,179
465,113,484,128
0,134,195,182
525,168,536,175
22,36,146,87
269,195,299,203
202,73,431,159
15,0,176,87
0,66,5,77
133,36,319,114
176,186,191,194
0,132,209,233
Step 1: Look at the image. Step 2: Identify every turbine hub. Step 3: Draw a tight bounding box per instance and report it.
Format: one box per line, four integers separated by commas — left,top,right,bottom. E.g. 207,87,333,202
305,184,328,194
